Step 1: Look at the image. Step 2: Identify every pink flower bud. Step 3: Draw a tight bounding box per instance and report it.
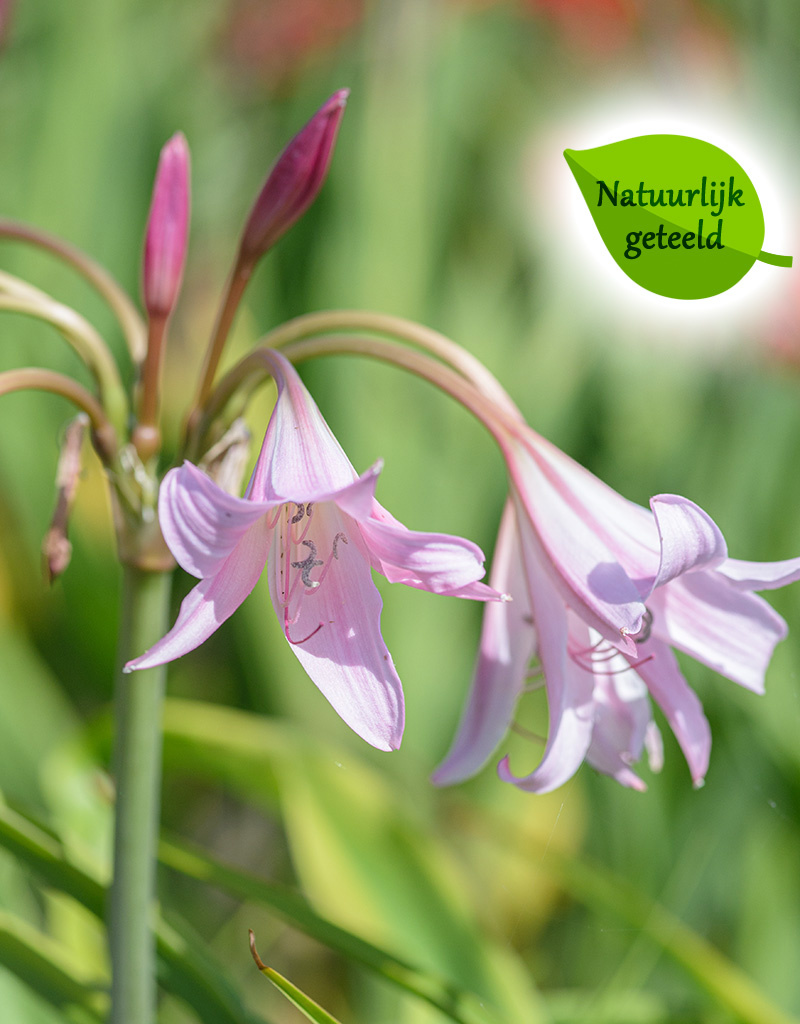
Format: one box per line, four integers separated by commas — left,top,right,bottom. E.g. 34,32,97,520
143,132,190,319
239,89,348,264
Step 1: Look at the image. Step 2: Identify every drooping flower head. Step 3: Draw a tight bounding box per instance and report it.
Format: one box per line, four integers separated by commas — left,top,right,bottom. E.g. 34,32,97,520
127,349,501,750
434,421,800,793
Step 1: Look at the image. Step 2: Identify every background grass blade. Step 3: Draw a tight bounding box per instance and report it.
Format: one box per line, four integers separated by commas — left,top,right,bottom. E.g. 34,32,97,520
250,930,344,1024
0,908,107,1022
160,834,502,1024
0,801,273,1024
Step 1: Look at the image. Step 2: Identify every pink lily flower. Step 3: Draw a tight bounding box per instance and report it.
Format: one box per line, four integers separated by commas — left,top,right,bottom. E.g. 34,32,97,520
434,427,800,793
126,349,499,751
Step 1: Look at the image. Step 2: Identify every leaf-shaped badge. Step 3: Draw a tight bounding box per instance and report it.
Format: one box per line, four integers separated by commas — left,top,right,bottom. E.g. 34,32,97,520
564,135,792,299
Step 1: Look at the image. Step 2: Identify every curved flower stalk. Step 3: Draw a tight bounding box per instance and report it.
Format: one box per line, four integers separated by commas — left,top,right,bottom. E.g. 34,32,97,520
434,424,800,793
127,349,501,750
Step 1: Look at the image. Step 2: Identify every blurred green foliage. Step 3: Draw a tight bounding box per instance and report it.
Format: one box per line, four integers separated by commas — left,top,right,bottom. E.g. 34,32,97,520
1,0,800,1022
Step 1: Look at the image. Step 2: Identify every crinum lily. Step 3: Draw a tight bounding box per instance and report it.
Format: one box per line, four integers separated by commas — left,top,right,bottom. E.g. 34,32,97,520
434,420,800,793
126,349,501,751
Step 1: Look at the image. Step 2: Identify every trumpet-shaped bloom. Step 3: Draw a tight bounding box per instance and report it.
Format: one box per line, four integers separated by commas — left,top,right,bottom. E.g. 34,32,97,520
126,349,499,751
434,427,800,793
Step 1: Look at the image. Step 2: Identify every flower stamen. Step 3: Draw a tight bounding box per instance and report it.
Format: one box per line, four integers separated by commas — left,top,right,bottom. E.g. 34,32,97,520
283,604,324,645
510,722,546,745
307,532,349,590
634,608,654,645
266,506,284,530
291,539,324,588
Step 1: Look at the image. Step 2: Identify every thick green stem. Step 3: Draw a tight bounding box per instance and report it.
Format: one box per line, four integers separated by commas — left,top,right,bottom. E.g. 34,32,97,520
109,566,172,1024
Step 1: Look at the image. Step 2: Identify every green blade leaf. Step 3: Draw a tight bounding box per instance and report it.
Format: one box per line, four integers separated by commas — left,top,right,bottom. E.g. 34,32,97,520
0,801,106,917
0,907,107,1022
250,931,344,1024
0,801,272,1024
565,134,792,298
160,700,545,1024
159,834,500,1024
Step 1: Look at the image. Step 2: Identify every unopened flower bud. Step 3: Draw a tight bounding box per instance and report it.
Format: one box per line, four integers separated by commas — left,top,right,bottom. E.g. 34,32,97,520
142,132,190,319
42,414,88,584
239,89,348,265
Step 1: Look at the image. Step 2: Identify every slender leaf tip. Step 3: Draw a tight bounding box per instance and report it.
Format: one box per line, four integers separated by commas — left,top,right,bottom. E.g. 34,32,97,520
248,929,268,972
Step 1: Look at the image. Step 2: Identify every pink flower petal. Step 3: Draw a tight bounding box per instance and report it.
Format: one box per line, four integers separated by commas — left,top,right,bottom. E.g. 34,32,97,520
267,502,404,751
329,464,382,520
433,501,535,785
631,637,711,786
717,555,800,590
508,468,644,655
497,537,595,794
248,350,359,501
649,572,787,693
505,436,647,650
359,516,492,595
160,462,274,578
125,517,272,671
520,429,661,588
647,495,728,592
586,669,652,790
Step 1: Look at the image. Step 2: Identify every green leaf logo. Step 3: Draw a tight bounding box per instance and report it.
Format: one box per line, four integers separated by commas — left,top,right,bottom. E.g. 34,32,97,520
564,134,792,300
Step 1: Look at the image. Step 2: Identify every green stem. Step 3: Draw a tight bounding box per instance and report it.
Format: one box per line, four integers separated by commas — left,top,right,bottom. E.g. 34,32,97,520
0,280,129,437
0,218,148,364
258,309,520,415
190,258,252,416
110,565,173,1024
193,334,518,466
0,367,118,463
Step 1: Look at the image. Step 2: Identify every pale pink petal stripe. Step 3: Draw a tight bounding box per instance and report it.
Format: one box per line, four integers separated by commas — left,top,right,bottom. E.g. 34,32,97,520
508,476,643,656
649,573,787,693
586,671,652,791
521,428,661,587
